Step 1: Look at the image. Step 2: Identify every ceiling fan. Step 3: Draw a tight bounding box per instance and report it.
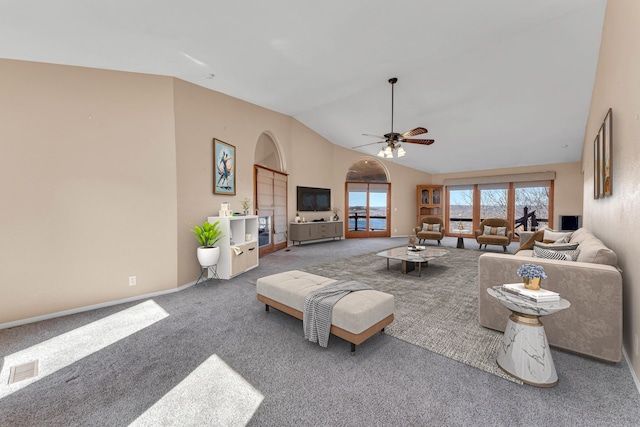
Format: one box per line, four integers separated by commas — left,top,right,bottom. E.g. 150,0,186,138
354,77,434,158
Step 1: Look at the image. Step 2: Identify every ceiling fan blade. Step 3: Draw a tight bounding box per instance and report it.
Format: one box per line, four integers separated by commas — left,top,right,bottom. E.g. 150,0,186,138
404,138,435,145
402,127,428,137
362,133,385,139
352,141,385,149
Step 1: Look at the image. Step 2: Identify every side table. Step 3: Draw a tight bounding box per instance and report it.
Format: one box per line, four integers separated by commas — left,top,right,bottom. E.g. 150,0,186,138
487,286,570,387
455,229,469,249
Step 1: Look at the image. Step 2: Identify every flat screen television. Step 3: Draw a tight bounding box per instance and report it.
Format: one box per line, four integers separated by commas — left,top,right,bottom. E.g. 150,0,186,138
560,215,582,231
297,186,331,212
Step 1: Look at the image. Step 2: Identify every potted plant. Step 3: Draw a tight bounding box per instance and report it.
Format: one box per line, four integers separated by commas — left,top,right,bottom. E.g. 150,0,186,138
241,197,251,215
190,220,224,267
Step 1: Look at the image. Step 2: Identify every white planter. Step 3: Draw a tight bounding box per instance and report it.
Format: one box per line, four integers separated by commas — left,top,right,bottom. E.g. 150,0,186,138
197,246,220,267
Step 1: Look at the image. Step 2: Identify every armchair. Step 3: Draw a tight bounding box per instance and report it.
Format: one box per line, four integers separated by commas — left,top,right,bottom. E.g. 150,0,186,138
475,218,513,252
414,216,445,245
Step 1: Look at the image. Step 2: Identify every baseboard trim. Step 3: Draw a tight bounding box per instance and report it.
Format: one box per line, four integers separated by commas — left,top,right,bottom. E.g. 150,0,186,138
0,280,198,330
623,346,640,396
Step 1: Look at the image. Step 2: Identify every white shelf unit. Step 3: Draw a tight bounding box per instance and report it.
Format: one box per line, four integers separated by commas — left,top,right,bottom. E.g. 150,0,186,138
207,215,259,279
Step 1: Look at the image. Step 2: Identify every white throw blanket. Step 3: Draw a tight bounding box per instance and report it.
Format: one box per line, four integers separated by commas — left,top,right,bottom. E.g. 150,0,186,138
303,280,373,347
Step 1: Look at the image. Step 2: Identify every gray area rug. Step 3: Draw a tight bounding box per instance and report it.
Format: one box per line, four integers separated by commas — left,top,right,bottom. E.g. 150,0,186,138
302,246,522,383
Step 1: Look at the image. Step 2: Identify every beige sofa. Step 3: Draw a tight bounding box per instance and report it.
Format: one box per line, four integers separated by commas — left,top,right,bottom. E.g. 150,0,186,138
478,228,623,362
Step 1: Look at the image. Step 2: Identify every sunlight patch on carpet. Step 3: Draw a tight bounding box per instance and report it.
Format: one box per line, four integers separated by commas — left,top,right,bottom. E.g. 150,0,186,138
130,354,263,427
0,300,169,397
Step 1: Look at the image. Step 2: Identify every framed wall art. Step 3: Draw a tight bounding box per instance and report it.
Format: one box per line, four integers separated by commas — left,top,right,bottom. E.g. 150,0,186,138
593,108,613,200
602,108,612,196
593,133,601,199
214,139,236,195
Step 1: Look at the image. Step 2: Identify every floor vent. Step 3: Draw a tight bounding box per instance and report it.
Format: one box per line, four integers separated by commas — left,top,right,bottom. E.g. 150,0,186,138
8,360,39,384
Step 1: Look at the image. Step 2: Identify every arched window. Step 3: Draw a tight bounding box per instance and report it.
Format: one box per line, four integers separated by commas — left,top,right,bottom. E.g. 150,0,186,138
345,158,390,238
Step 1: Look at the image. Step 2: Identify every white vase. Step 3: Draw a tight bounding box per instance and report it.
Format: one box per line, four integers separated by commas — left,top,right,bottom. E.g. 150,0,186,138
197,246,220,267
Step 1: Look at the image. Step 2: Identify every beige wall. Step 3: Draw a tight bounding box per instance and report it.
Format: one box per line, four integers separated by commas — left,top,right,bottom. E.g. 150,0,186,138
582,0,640,377
173,78,294,285
432,162,584,228
0,60,178,324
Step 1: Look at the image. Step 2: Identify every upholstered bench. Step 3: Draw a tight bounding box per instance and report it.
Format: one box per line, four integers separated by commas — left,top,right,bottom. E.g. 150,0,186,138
256,270,394,355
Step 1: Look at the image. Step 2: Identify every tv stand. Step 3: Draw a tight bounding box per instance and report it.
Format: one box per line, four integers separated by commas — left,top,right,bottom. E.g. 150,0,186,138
290,221,343,246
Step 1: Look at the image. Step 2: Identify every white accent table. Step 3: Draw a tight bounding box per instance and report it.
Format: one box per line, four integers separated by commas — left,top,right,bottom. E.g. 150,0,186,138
488,286,570,387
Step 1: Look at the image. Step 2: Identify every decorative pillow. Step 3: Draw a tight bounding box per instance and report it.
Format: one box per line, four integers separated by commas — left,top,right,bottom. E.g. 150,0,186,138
422,223,440,232
555,236,570,244
514,229,544,254
533,241,579,251
533,246,580,261
543,229,573,243
483,225,506,236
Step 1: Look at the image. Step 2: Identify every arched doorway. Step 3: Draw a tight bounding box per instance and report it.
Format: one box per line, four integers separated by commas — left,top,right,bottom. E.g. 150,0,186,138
345,158,391,238
254,132,288,256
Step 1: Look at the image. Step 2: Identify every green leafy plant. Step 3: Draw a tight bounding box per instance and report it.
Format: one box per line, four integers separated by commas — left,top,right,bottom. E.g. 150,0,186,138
241,197,251,211
190,221,224,248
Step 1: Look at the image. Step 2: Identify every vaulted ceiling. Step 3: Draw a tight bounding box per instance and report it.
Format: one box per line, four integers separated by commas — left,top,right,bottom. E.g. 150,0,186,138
0,0,606,173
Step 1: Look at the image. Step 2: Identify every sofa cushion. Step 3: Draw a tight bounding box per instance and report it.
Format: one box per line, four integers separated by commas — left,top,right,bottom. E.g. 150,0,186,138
533,246,580,261
569,228,591,244
576,237,618,266
533,241,579,251
515,249,533,258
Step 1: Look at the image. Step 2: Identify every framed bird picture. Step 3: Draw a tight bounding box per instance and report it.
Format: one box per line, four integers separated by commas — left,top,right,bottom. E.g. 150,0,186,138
214,139,236,195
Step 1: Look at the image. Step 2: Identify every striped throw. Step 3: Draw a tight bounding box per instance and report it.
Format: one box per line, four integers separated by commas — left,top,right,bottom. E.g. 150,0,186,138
303,280,373,347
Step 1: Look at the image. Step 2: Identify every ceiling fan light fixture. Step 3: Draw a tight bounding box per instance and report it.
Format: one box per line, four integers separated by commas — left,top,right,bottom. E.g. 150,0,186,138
356,77,435,157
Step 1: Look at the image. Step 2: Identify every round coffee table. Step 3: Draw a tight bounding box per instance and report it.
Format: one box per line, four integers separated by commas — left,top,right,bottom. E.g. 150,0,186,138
488,286,570,387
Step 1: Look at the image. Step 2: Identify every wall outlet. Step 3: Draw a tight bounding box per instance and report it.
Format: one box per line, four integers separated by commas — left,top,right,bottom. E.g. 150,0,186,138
128,276,136,286
635,335,639,356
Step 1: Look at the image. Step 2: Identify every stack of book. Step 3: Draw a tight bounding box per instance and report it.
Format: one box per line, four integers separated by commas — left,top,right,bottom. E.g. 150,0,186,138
501,283,560,302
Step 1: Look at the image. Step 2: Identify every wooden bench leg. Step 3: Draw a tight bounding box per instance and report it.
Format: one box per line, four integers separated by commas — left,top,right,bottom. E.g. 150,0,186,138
265,304,270,313
350,343,356,356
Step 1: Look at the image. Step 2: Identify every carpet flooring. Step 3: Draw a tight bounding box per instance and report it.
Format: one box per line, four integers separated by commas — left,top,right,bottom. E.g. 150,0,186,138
302,247,521,383
1,237,639,426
